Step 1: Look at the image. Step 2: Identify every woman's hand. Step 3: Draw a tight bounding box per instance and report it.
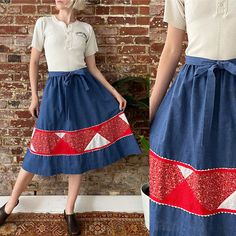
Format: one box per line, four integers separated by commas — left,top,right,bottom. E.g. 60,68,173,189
29,96,39,118
114,92,127,111
85,55,128,111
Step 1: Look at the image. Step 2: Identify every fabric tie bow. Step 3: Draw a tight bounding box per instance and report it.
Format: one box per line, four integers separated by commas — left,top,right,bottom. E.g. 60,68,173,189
187,57,236,147
64,70,89,91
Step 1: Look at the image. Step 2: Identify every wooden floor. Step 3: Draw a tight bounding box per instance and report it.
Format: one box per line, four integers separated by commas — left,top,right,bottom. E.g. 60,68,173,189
0,212,149,236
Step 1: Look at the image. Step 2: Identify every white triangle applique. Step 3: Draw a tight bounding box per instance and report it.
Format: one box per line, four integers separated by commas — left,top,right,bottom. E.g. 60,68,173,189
55,132,66,138
177,165,193,179
85,133,110,150
30,143,36,152
119,113,129,124
218,190,236,210
31,127,36,138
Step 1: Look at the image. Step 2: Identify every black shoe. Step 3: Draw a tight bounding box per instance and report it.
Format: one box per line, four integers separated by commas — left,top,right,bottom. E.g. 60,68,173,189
63,209,81,235
0,199,19,226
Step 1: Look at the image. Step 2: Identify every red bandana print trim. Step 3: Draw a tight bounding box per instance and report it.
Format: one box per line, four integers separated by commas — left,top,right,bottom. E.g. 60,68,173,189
29,112,133,156
149,149,236,216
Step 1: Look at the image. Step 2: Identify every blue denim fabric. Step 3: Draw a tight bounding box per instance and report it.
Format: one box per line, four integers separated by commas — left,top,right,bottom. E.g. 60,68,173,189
150,200,236,236
151,55,236,169
37,67,121,131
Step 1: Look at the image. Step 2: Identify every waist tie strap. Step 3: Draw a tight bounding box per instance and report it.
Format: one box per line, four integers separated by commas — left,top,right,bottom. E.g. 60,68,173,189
48,67,90,91
185,56,236,147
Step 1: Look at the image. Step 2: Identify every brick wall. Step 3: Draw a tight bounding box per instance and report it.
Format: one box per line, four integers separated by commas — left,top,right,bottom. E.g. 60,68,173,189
149,0,163,82
80,0,151,80
0,0,149,195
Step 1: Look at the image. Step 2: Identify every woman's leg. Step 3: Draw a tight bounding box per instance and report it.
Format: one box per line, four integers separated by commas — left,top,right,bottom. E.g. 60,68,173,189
4,167,34,214
65,174,82,214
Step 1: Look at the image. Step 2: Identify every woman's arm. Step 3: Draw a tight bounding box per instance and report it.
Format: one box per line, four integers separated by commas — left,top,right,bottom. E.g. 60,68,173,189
28,48,41,118
85,54,127,111
150,25,186,123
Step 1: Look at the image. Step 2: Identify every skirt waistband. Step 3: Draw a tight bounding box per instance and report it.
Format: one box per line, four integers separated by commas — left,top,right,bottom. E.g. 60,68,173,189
48,66,89,77
185,55,236,66
47,67,90,90
184,55,236,79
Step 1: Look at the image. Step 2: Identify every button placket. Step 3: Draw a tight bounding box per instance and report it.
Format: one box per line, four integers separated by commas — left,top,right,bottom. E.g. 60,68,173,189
216,0,228,15
52,16,77,50
65,25,72,50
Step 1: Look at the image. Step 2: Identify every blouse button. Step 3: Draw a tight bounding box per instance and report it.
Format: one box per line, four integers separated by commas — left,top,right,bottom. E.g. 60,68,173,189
218,0,224,7
216,0,227,15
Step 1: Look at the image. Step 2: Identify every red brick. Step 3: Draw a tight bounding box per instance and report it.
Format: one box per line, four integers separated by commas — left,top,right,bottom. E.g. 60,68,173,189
120,55,136,64
0,16,14,24
11,146,23,155
37,5,51,14
0,63,28,71
0,26,28,35
80,6,95,15
150,16,164,28
137,55,152,63
15,110,32,119
137,17,150,25
105,37,117,45
4,137,22,146
78,16,105,25
116,37,134,44
110,6,125,14
96,6,110,15
118,45,146,54
140,6,149,15
22,5,37,14
0,73,14,81
132,0,150,4
135,36,149,44
15,16,38,24
107,17,135,25
120,27,148,35
12,0,38,3
0,81,25,90
98,46,118,54
41,0,54,3
96,27,118,35
150,4,164,16
95,55,106,65
125,6,139,15
101,0,131,4
0,90,14,99
7,5,21,14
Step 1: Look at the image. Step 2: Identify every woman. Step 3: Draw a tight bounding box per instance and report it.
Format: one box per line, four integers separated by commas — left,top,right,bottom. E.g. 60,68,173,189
0,0,141,235
150,0,236,235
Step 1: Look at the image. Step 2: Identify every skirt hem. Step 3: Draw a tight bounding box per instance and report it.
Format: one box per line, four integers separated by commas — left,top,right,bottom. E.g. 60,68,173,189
21,136,142,177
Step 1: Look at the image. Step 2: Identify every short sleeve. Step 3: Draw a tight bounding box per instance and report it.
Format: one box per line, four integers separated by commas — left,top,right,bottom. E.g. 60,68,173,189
163,0,186,31
85,25,99,57
30,17,45,52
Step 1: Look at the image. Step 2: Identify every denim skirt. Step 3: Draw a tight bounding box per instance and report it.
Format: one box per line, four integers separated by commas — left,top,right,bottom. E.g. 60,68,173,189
150,55,236,235
21,67,141,176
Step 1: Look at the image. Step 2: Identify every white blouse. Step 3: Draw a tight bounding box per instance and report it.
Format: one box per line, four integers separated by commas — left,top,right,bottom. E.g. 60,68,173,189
30,15,99,71
163,0,236,60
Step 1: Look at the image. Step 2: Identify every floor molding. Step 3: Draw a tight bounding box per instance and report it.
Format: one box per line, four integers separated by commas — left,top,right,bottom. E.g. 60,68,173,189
0,195,143,213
